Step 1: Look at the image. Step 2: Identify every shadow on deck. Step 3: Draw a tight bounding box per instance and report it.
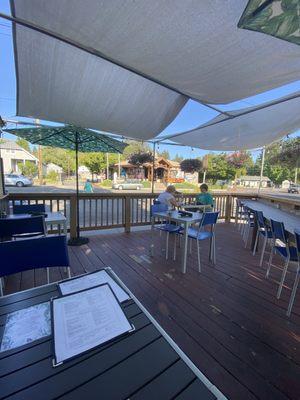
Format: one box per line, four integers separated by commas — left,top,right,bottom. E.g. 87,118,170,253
4,223,300,400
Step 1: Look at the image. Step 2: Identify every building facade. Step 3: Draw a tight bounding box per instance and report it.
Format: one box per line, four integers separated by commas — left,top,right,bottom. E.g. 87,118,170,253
0,139,38,174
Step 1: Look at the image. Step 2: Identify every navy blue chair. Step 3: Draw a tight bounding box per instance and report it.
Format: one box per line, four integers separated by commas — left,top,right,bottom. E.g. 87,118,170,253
150,203,182,260
242,207,255,248
0,216,46,241
185,211,219,272
252,210,273,266
0,235,70,296
287,230,300,316
13,203,46,214
266,219,298,299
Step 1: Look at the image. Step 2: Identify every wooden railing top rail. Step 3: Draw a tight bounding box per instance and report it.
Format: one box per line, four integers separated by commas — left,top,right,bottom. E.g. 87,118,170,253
6,191,258,200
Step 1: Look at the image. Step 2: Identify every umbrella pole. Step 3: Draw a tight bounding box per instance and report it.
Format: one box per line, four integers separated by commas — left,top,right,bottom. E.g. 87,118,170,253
68,133,89,246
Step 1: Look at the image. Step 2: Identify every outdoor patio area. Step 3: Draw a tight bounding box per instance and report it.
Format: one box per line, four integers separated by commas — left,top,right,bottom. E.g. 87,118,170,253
3,222,300,400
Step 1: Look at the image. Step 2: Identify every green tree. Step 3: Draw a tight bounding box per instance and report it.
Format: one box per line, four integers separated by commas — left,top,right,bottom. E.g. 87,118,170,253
157,150,170,160
206,153,236,183
123,140,151,159
16,138,30,152
173,153,184,163
17,161,38,177
42,147,76,176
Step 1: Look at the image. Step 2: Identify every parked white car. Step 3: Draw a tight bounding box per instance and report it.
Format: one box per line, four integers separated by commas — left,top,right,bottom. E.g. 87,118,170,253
4,174,33,187
112,179,143,190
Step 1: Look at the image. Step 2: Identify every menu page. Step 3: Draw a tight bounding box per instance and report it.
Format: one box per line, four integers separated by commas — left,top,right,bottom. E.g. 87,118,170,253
52,284,133,365
58,270,129,303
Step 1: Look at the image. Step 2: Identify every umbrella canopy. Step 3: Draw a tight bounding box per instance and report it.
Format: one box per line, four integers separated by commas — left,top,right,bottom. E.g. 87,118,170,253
4,125,127,245
4,125,127,153
238,0,300,46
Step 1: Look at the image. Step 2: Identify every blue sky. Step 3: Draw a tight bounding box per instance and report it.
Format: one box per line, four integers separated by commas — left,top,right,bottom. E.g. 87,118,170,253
0,0,299,160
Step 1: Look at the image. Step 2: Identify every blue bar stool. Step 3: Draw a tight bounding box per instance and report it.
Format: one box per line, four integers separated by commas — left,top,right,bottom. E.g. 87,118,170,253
287,230,300,317
252,210,273,266
265,219,298,300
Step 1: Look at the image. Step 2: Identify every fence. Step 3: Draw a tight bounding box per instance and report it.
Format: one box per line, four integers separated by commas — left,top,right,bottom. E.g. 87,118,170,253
5,192,258,238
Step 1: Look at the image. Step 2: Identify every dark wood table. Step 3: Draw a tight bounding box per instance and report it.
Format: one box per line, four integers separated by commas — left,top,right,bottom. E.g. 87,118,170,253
0,269,219,400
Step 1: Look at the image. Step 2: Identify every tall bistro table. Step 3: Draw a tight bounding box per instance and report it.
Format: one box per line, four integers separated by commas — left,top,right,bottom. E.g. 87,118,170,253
7,211,68,236
0,269,221,400
242,200,300,250
151,211,202,273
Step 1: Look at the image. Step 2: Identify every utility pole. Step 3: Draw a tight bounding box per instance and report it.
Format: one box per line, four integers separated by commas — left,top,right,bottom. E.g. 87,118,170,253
258,146,266,195
151,142,156,193
118,153,121,178
106,153,109,179
36,119,43,185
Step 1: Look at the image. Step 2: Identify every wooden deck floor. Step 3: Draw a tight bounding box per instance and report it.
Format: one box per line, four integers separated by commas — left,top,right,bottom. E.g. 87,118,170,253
3,223,300,400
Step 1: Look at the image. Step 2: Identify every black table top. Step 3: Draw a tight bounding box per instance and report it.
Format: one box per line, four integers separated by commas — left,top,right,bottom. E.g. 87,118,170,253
0,271,217,400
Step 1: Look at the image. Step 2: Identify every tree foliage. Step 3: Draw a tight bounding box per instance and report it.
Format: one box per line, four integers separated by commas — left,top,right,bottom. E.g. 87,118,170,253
157,150,170,160
128,152,154,166
122,140,151,160
17,161,38,177
180,158,202,173
205,153,236,183
16,138,31,152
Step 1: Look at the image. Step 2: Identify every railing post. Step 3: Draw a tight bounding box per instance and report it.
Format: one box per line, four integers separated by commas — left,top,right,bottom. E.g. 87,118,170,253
225,195,232,223
69,194,78,239
124,196,131,233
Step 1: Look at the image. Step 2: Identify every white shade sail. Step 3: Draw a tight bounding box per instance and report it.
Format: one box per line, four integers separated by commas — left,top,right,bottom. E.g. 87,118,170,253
170,95,300,150
8,0,300,146
12,0,300,104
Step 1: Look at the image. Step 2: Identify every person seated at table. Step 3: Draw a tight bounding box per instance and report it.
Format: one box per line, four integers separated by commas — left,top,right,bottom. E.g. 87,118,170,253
196,184,214,209
157,185,179,208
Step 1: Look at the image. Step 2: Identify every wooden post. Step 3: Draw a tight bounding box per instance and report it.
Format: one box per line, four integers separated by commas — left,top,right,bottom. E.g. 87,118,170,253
225,195,232,223
69,194,78,240
151,142,156,193
118,153,121,178
124,196,131,233
106,153,109,179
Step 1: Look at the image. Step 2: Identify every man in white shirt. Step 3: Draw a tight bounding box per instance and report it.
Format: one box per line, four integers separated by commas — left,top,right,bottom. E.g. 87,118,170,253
157,185,179,208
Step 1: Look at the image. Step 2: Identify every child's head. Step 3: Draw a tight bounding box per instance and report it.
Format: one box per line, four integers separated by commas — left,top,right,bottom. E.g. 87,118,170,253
200,183,208,193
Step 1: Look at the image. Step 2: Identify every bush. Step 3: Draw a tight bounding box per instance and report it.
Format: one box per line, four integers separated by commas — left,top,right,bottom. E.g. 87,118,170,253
46,171,59,183
101,179,112,187
142,181,151,188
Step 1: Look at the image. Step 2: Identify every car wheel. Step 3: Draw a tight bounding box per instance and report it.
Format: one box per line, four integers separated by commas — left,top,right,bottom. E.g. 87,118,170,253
16,181,24,187
118,185,123,190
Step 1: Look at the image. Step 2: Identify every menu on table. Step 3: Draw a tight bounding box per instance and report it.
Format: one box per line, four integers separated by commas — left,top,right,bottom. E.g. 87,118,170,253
0,302,51,352
58,270,130,303
52,284,134,366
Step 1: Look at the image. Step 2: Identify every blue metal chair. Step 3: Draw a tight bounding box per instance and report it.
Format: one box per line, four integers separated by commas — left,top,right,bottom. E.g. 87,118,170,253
150,203,182,260
287,230,300,316
265,219,298,299
252,210,273,266
242,206,255,248
0,235,71,296
13,203,46,214
185,211,219,272
0,216,46,241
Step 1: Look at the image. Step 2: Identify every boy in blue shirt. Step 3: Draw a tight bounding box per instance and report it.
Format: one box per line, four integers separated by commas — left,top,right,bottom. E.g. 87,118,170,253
196,183,214,209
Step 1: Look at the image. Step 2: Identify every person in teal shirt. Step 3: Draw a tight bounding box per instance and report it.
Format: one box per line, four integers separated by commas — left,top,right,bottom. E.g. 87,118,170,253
84,179,94,193
196,183,214,209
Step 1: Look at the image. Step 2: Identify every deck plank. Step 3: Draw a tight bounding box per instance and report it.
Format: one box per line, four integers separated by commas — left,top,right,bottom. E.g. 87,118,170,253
3,223,300,400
